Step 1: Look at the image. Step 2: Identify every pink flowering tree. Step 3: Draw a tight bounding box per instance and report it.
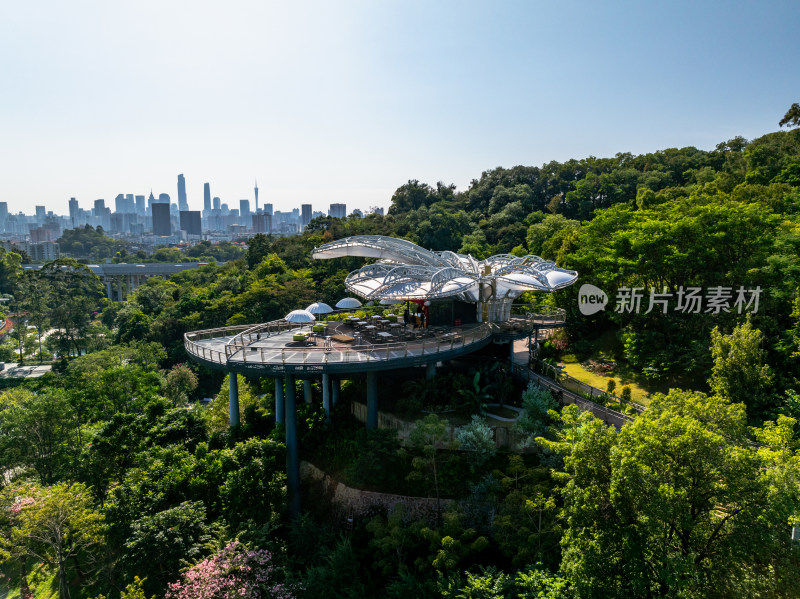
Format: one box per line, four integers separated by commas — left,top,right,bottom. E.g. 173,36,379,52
166,541,298,599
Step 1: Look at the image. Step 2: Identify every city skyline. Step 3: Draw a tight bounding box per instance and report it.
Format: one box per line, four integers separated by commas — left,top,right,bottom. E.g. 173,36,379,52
1,1,798,215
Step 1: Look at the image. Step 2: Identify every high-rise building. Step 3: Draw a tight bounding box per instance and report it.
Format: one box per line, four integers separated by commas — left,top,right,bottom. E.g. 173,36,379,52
68,198,79,223
203,183,211,212
147,191,156,212
239,200,250,218
158,193,170,204
0,202,7,222
135,195,145,215
93,199,105,215
177,174,188,211
179,210,202,236
301,204,312,228
213,196,221,211
254,180,259,213
329,203,346,219
252,213,272,234
263,203,273,216
115,194,135,213
35,206,46,220
152,203,171,236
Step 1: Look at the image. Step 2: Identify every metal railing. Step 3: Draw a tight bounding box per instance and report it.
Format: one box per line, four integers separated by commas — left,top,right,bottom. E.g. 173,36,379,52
510,363,634,429
528,358,646,414
232,324,493,366
185,305,567,368
510,303,567,324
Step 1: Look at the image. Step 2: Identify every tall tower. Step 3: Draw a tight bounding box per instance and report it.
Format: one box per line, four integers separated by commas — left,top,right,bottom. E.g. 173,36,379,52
177,174,188,211
254,180,259,213
203,183,211,212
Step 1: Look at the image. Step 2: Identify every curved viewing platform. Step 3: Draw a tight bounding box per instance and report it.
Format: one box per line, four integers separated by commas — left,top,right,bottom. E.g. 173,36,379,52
184,305,566,376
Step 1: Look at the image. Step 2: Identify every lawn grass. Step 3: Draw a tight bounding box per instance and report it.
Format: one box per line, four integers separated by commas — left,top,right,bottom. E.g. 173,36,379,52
558,330,656,406
561,362,652,406
1,571,58,599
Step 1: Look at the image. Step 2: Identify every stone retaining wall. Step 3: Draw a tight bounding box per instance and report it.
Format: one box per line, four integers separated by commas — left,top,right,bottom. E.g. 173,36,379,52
301,461,450,521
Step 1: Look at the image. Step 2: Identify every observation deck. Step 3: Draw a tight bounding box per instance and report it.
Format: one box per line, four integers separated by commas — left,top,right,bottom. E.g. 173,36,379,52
184,305,566,376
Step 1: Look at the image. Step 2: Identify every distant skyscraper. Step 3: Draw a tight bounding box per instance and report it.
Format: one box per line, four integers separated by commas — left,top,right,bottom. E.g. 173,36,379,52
203,183,211,212
264,203,273,216
68,198,79,223
213,196,221,211
0,202,7,222
301,204,312,228
94,199,105,215
35,206,46,220
158,193,170,204
135,195,145,215
252,213,272,234
179,210,202,236
177,174,188,211
239,199,250,217
115,194,135,213
254,180,259,213
329,203,346,219
152,203,171,236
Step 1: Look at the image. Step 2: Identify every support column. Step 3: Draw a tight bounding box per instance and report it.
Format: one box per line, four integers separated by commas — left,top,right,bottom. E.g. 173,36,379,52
274,377,285,424
105,281,112,300
284,373,300,517
322,373,330,421
303,379,312,405
366,371,378,429
228,373,240,427
332,378,340,407
426,362,436,380
116,278,123,301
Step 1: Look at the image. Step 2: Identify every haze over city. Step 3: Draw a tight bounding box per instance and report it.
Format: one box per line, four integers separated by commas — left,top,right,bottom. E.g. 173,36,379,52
1,0,798,215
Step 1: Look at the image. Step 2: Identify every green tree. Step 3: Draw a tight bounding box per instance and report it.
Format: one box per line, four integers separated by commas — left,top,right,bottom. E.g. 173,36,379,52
16,269,51,363
0,389,81,485
164,363,199,406
41,259,104,358
779,102,800,128
456,416,496,473
121,501,216,597
0,482,105,599
556,391,800,598
709,318,775,420
409,414,453,520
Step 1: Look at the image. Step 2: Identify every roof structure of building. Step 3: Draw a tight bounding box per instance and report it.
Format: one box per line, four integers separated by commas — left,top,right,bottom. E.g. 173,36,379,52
311,235,578,304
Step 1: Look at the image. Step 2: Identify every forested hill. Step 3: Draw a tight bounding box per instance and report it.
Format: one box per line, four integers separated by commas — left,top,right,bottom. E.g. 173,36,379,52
296,127,800,411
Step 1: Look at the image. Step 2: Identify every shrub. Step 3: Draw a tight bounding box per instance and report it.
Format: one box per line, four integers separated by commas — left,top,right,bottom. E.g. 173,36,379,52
606,378,617,394
456,415,496,471
621,385,632,402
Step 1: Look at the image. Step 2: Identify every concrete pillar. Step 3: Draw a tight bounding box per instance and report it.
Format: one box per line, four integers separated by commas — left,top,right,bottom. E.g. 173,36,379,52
228,373,240,427
366,371,378,429
105,281,112,300
426,362,436,380
284,373,300,517
116,278,123,301
332,378,340,407
322,373,330,421
128,275,134,294
274,377,285,424
303,379,312,405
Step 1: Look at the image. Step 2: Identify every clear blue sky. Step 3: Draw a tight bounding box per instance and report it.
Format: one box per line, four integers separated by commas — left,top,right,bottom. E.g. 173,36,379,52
1,0,798,215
